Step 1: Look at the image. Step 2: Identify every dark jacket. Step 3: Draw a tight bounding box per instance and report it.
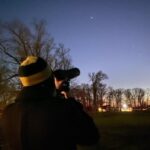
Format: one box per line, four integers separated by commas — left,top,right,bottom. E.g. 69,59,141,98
1,86,100,150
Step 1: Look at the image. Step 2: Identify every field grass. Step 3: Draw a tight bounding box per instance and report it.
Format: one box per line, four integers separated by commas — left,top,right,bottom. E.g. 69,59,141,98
1,111,150,150
82,112,150,150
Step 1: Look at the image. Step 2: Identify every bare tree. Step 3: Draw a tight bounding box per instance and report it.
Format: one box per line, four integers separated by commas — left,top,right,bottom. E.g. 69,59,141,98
106,86,115,108
70,83,93,111
0,19,73,104
52,43,72,70
97,83,107,106
132,88,145,109
145,88,150,107
113,88,123,111
0,19,72,76
0,20,54,59
124,89,133,107
88,71,108,111
0,64,8,97
80,84,92,108
0,61,17,105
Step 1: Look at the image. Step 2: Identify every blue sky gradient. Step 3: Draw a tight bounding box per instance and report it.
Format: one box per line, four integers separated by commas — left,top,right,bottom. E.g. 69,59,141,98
0,0,150,88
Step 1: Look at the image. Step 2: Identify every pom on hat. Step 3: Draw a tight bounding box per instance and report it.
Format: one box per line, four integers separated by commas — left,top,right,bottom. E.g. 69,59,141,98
19,56,53,87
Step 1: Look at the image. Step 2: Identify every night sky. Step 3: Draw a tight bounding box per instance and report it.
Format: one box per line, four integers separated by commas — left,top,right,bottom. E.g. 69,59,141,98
0,0,150,89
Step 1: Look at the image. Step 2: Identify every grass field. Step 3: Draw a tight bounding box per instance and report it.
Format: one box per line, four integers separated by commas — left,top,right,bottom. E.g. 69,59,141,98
1,111,150,150
83,112,150,150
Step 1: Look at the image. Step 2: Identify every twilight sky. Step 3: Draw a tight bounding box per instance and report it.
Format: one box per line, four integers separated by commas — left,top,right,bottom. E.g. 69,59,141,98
0,0,150,89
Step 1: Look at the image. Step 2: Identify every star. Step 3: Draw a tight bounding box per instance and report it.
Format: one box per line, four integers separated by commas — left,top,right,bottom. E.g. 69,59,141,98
90,16,94,20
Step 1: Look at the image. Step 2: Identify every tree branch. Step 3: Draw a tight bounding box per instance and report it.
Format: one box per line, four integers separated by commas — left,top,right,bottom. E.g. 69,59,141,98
0,73,18,83
0,43,20,64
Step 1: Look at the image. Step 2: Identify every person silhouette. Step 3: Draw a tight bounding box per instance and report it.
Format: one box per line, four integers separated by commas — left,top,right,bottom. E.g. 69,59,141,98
1,56,100,150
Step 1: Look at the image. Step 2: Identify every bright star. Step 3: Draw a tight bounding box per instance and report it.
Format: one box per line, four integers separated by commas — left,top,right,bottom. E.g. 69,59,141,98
90,16,94,20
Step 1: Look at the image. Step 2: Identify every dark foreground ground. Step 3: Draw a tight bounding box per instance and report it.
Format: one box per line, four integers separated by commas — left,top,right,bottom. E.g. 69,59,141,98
87,112,150,150
0,112,150,150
